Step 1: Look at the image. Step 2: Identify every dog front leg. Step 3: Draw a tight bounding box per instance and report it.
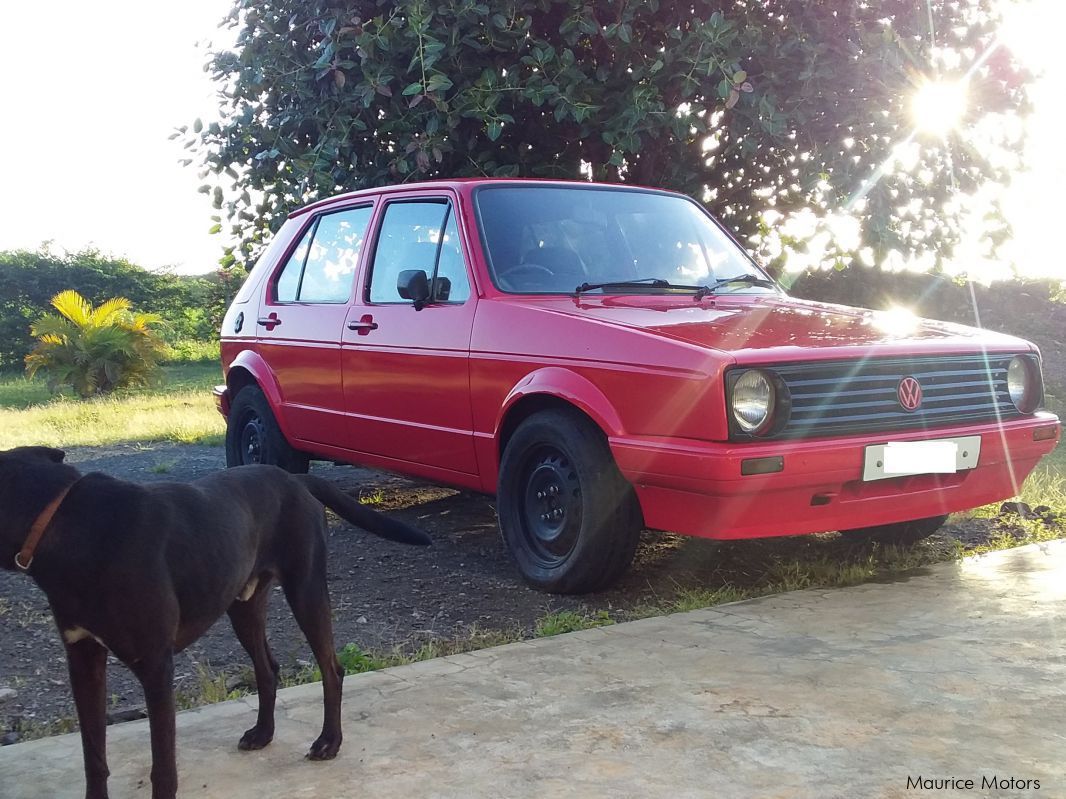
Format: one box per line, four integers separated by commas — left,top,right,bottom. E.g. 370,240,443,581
65,638,110,799
131,650,178,799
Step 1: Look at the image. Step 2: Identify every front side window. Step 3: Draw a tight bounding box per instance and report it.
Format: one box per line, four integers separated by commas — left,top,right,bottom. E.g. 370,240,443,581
475,185,773,294
272,205,373,303
434,211,471,303
368,201,471,304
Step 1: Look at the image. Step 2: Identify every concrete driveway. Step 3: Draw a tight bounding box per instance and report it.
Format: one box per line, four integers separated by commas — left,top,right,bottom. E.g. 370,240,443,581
2,541,1062,799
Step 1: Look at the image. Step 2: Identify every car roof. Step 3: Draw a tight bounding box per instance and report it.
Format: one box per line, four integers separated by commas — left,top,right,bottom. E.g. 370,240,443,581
287,178,680,218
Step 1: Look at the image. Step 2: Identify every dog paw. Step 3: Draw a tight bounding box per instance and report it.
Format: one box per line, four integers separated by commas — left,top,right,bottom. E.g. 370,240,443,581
306,734,342,761
238,725,274,751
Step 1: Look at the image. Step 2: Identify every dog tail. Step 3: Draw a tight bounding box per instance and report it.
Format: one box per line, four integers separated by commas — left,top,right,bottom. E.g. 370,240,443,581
295,475,432,546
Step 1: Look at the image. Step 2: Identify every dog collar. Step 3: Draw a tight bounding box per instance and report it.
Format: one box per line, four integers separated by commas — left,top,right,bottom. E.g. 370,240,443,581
15,481,77,572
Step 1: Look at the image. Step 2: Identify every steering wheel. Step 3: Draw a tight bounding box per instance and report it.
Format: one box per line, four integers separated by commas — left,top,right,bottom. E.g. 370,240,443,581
498,263,556,291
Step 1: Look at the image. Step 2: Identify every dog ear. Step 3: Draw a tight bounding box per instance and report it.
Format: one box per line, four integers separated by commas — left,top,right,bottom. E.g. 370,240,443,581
11,446,67,463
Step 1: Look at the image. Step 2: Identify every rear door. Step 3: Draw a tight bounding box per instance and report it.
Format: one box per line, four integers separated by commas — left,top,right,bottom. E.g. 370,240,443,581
341,194,478,475
257,203,374,446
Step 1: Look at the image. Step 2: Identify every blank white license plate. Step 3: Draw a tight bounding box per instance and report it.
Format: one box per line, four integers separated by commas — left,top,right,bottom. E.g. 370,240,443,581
862,435,981,482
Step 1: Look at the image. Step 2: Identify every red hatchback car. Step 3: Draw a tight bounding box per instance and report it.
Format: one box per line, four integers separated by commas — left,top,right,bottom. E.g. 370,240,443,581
216,179,1061,593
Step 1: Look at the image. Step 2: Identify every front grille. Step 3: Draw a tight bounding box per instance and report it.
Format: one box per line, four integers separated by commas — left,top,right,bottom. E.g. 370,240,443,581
753,354,1033,439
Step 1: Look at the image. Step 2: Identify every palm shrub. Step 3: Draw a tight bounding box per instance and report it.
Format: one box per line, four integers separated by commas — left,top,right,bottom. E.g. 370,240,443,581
25,290,167,397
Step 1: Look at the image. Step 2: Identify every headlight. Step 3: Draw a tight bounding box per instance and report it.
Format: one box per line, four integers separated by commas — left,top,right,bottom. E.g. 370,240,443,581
1007,356,1037,413
732,369,776,434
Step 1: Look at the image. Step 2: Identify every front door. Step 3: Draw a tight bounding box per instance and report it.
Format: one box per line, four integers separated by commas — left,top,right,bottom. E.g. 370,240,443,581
257,203,374,446
341,196,478,476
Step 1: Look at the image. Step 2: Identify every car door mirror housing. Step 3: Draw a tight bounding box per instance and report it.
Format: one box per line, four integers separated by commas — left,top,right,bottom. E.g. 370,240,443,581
397,269,430,309
432,276,452,302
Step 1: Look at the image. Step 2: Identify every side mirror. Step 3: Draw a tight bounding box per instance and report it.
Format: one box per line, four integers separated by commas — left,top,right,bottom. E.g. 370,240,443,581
397,269,430,310
432,276,452,302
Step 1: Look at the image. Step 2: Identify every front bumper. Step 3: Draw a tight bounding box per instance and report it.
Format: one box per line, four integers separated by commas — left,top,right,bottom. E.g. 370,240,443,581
611,413,1061,539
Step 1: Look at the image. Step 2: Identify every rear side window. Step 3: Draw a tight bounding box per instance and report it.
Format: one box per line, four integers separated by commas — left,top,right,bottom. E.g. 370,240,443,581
273,205,373,303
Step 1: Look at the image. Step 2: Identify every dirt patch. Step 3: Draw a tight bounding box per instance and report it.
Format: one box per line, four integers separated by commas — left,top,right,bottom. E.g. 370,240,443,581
0,442,1059,743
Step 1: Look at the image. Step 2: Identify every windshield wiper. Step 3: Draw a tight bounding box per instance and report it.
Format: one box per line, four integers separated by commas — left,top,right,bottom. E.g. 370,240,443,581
693,274,778,300
575,278,672,293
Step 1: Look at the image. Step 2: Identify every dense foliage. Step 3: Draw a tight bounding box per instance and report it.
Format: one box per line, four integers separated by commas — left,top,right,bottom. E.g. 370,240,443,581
188,0,1025,271
25,291,168,397
0,249,235,368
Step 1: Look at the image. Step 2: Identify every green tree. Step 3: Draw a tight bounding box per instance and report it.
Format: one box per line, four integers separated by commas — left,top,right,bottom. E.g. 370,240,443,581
25,290,168,398
188,0,1025,272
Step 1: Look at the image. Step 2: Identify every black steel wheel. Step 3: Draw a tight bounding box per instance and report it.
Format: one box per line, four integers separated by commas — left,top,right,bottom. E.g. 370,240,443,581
225,385,310,473
498,408,643,593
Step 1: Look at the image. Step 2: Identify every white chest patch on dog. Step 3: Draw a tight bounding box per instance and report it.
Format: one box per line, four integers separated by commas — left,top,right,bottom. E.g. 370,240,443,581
63,627,106,647
237,577,259,602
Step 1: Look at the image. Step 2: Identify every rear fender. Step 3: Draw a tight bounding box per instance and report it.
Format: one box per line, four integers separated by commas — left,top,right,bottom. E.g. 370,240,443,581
225,351,297,441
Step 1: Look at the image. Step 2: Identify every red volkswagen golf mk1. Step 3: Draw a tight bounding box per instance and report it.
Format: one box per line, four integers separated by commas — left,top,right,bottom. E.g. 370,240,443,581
216,179,1061,593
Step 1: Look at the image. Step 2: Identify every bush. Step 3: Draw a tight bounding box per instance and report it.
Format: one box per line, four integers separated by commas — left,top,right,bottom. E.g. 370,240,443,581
161,339,221,364
25,290,168,397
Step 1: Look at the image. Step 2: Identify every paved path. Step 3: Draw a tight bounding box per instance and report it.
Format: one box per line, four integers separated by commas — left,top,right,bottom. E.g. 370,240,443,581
2,542,1063,798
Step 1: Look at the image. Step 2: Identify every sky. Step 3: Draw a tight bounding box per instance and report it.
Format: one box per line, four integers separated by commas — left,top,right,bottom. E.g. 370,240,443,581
0,0,232,275
0,0,1062,281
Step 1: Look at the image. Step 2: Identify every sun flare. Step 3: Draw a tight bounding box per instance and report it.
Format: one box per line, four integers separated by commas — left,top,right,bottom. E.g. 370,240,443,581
911,80,968,138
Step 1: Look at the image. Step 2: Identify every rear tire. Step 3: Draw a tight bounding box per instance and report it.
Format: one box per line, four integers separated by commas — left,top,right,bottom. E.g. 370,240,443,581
840,514,948,547
226,385,310,474
497,408,643,594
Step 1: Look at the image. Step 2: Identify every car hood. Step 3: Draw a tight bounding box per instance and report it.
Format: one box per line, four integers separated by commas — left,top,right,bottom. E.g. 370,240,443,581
522,294,1032,362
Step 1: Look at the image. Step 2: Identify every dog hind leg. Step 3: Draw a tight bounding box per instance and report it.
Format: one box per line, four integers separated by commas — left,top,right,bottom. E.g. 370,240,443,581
65,638,111,799
227,580,280,750
280,558,344,760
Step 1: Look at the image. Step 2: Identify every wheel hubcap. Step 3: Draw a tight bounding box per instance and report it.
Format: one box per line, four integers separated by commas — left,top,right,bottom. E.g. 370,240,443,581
520,449,581,564
239,415,265,464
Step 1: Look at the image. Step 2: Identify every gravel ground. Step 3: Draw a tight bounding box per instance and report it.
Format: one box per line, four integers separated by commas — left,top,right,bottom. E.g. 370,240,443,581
1,440,1058,744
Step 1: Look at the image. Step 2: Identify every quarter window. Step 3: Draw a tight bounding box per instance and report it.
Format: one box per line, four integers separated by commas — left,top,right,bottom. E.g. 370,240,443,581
274,226,312,303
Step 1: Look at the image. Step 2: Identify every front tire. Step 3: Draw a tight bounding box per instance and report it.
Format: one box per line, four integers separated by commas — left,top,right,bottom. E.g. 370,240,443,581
840,514,948,547
497,408,643,594
225,385,310,473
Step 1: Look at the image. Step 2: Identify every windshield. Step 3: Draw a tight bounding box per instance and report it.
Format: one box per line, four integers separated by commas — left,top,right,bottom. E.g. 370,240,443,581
474,185,775,295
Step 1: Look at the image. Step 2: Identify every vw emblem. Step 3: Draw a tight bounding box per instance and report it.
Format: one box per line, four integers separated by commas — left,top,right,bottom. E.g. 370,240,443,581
897,376,923,412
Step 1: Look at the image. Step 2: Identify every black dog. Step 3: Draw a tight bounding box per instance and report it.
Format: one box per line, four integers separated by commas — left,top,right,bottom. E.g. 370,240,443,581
0,446,430,799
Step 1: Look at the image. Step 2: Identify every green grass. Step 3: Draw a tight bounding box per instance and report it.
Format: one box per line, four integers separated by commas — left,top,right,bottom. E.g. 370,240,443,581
358,489,387,506
175,664,248,711
289,627,522,685
0,362,221,410
534,609,614,637
0,363,224,448
1022,444,1066,510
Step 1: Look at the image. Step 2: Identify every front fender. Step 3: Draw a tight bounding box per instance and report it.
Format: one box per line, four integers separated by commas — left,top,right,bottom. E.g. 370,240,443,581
495,367,625,441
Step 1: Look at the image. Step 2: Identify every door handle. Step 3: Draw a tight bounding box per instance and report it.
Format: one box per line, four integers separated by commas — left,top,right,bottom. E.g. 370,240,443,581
257,313,282,329
348,316,378,333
